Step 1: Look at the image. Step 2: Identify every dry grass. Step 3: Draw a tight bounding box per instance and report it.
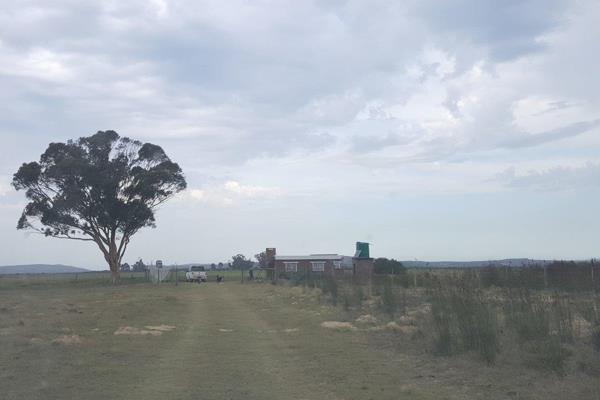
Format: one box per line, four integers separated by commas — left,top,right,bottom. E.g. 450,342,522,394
1,276,599,399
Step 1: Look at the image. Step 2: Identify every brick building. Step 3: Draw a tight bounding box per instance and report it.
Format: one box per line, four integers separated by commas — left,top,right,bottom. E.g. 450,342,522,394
265,242,373,283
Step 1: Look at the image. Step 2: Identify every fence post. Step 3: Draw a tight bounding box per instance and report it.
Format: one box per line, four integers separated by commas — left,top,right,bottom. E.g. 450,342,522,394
304,265,307,289
175,265,178,286
543,265,548,289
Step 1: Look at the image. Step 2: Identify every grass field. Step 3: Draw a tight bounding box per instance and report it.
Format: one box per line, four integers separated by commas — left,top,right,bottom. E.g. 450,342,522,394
1,274,599,399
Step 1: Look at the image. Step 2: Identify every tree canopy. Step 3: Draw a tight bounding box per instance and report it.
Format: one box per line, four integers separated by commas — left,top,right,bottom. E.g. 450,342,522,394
373,257,406,275
255,251,267,268
12,131,186,280
230,254,254,270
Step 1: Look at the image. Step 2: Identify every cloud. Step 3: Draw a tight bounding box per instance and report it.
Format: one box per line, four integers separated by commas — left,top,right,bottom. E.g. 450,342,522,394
182,180,283,207
411,0,567,62
350,132,414,153
222,181,282,198
1,0,600,266
504,119,600,149
0,181,8,196
0,0,598,182
496,163,600,191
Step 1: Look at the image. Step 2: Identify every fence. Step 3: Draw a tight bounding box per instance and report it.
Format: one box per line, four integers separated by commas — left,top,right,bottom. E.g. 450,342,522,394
370,262,600,292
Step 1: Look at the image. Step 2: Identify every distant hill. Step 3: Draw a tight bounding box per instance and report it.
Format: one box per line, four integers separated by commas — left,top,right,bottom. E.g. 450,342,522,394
0,264,90,274
401,258,552,269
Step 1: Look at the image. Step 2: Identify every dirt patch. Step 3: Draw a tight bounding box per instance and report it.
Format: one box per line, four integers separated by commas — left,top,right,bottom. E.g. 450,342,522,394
573,315,593,337
384,322,419,335
321,321,357,331
114,326,162,336
144,325,176,332
355,314,378,325
52,334,83,345
397,315,416,325
407,304,431,317
0,327,15,336
368,322,419,335
29,337,45,345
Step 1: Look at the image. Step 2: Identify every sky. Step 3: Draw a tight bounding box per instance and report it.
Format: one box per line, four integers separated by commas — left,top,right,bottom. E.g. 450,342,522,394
0,0,599,269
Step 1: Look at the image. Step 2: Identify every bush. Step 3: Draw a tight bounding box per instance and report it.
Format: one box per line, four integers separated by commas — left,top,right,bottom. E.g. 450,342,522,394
374,258,406,275
353,285,365,303
430,284,499,364
593,328,600,353
525,337,571,375
321,275,339,306
380,279,397,317
431,299,455,356
505,290,550,342
551,293,574,343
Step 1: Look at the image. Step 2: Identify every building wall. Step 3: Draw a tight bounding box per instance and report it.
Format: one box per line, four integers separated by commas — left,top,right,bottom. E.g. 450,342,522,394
274,257,373,283
274,259,336,277
352,258,374,284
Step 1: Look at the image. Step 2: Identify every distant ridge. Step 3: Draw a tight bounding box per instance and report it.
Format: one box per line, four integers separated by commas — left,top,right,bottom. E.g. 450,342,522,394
0,264,90,274
401,258,553,268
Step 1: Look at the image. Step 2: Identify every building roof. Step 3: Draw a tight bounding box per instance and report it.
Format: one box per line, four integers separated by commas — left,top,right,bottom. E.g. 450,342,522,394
275,254,343,261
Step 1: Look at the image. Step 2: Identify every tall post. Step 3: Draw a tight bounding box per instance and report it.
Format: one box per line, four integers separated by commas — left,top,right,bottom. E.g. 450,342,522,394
175,265,178,286
305,264,308,288
543,265,548,289
591,261,594,290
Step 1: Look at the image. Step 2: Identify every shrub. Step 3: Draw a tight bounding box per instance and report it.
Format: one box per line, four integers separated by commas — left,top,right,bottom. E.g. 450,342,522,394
593,328,600,353
525,337,571,375
374,258,406,275
380,279,398,318
551,293,574,343
505,289,550,342
430,285,499,363
353,285,365,304
342,290,351,311
321,275,339,306
431,296,455,356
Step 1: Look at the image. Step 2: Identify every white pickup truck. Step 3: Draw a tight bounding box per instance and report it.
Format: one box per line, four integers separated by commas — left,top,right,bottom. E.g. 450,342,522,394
185,265,208,283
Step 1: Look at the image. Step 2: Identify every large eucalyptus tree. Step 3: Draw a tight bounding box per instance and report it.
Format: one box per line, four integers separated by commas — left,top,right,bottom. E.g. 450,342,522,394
12,131,186,282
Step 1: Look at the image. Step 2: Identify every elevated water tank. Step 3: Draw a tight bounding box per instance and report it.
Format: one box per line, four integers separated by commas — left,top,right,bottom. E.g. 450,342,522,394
355,242,370,258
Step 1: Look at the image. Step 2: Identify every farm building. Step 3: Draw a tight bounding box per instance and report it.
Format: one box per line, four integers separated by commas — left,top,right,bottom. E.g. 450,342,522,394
265,242,374,283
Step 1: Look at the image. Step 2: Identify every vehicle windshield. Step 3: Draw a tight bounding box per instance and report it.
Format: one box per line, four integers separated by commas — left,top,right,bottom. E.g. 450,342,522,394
190,266,205,272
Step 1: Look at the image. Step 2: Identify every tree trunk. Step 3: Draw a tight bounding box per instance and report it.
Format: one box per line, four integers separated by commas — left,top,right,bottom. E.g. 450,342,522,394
96,237,121,285
109,260,120,285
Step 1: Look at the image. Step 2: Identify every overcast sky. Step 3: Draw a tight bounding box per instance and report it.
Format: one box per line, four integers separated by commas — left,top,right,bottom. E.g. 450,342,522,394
1,0,599,268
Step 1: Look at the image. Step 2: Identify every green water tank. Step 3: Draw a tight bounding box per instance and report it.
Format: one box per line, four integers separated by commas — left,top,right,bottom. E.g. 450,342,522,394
355,242,370,258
